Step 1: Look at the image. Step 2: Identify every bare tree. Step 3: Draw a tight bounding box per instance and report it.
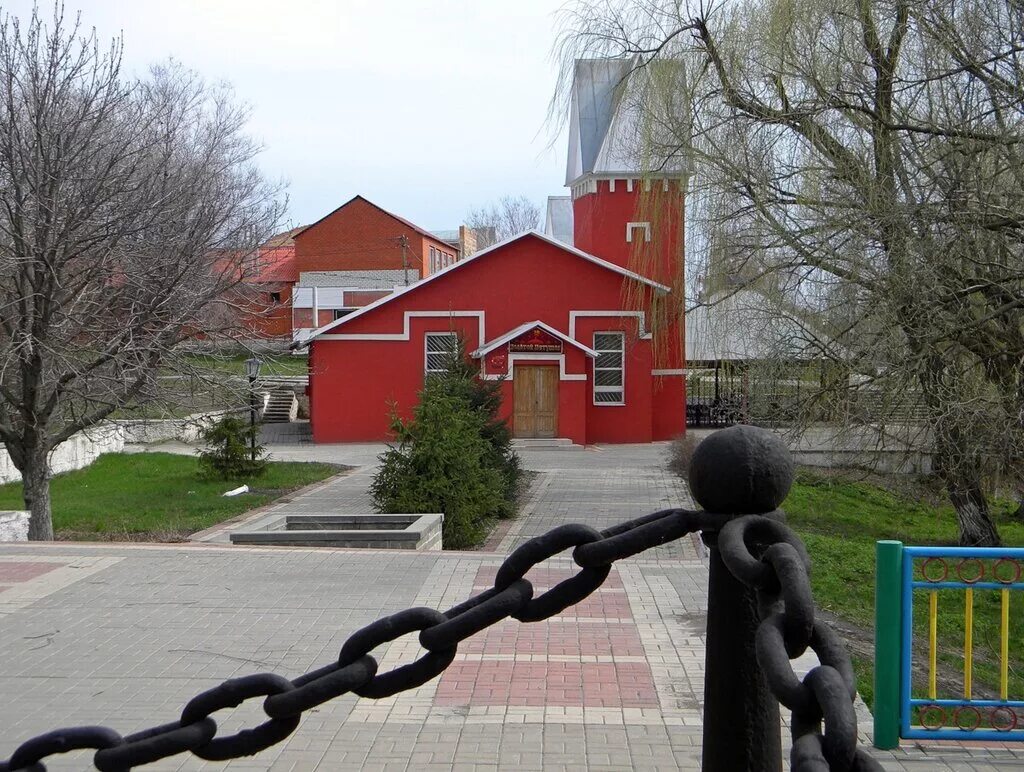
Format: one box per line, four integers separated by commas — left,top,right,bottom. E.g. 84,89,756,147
465,195,542,248
557,0,1024,545
0,8,284,539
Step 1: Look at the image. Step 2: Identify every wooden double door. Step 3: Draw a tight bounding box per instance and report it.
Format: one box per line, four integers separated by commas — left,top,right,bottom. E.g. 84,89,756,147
513,366,559,438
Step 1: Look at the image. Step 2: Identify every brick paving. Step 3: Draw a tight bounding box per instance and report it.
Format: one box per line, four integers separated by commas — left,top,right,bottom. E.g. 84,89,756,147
2,441,1024,769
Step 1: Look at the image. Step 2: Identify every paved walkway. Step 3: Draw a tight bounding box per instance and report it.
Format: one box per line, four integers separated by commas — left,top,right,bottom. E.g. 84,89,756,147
2,443,1023,769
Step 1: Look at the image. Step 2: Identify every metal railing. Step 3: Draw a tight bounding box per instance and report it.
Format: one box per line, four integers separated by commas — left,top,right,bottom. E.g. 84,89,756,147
874,541,1024,746
1,427,882,771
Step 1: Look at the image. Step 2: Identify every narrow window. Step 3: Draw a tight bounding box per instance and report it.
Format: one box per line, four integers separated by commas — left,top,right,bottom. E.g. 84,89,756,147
333,308,355,321
424,332,458,375
593,332,625,405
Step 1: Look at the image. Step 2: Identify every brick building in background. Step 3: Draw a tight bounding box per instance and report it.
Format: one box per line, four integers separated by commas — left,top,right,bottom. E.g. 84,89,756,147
290,196,458,339
240,196,459,341
241,226,306,338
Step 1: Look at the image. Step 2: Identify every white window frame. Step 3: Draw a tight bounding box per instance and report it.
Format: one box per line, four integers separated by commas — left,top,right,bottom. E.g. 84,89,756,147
593,332,625,406
625,222,652,243
424,332,458,376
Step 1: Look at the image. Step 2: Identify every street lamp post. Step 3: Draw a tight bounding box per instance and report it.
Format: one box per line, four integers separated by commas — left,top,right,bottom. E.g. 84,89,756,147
244,357,262,461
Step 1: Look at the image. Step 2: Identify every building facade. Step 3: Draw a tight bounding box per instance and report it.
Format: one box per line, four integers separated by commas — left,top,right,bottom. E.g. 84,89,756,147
240,227,305,339
301,61,687,444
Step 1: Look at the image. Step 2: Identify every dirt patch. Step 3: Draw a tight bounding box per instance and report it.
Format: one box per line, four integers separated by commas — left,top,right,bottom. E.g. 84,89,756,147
817,607,1001,703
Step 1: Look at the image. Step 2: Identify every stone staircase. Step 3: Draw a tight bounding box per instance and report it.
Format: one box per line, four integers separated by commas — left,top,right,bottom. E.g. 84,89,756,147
261,389,298,423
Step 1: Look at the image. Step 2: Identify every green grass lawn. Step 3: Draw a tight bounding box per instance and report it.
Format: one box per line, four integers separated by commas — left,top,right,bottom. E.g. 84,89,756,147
784,470,1024,715
184,353,309,377
0,452,340,540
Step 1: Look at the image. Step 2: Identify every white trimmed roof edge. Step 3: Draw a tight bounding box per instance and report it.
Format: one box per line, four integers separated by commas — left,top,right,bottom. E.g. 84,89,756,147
471,320,599,359
293,230,670,347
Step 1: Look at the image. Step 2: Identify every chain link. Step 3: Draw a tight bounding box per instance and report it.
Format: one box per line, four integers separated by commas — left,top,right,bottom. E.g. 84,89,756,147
716,515,885,772
1,507,880,771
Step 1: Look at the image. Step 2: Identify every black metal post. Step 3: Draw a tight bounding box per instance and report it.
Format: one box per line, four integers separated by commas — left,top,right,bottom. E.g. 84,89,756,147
688,425,794,772
701,526,782,771
248,375,257,462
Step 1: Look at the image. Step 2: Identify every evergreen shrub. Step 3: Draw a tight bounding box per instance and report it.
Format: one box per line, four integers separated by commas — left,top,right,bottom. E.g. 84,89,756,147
197,415,267,480
371,336,522,548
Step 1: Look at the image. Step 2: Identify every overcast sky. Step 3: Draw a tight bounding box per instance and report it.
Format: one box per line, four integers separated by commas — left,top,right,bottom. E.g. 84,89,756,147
5,0,571,232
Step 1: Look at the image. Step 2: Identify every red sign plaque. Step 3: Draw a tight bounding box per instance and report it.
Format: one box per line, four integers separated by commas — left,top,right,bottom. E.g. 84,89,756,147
508,326,563,353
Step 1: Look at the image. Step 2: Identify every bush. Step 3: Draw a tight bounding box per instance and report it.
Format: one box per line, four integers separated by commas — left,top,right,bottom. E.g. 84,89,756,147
371,378,506,548
197,415,267,480
438,337,522,513
666,432,702,479
370,335,522,548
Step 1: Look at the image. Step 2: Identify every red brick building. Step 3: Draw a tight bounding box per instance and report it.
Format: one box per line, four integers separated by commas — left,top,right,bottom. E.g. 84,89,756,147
239,227,305,338
290,196,458,336
300,60,687,445
240,198,457,340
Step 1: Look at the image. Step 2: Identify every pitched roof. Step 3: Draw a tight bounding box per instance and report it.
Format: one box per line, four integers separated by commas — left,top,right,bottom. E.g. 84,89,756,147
566,58,689,185
544,196,574,245
566,59,633,185
472,320,598,359
295,195,449,245
261,226,308,249
293,229,670,347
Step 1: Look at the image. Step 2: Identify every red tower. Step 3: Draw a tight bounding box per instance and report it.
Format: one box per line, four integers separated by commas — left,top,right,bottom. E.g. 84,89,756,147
559,58,688,437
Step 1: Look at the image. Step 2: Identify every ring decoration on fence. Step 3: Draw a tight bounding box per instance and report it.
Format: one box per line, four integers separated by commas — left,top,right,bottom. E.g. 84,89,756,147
1,508,883,771
898,549,1024,740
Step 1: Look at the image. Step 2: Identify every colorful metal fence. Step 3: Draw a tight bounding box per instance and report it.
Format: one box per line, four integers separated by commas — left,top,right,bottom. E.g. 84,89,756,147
874,541,1024,747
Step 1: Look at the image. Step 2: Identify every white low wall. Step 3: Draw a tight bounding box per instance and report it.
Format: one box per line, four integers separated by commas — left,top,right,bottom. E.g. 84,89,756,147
688,424,934,475
786,424,933,475
0,424,126,485
0,510,29,541
0,409,248,490
116,409,243,444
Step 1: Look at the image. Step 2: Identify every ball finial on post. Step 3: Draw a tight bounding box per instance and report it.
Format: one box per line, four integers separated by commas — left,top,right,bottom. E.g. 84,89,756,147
694,425,794,772
688,425,794,514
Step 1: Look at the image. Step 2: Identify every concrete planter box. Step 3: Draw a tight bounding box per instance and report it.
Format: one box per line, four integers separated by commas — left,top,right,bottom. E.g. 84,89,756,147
0,510,30,542
229,513,443,551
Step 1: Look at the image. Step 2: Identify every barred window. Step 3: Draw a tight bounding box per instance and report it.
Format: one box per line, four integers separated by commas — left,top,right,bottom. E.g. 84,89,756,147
424,332,458,375
593,332,625,405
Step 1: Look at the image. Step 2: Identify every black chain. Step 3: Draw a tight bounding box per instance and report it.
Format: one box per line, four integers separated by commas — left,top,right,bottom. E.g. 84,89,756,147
0,508,880,771
717,515,885,772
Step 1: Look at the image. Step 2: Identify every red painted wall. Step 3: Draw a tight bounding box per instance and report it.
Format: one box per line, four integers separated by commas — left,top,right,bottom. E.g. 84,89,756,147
308,234,684,444
571,177,688,437
572,179,685,287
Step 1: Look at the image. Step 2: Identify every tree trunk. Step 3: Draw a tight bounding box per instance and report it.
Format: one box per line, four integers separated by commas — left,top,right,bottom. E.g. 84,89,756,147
946,474,1001,547
22,453,54,541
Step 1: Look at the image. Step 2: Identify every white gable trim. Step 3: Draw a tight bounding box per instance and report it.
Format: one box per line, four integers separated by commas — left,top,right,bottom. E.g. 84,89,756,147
481,352,587,382
569,310,652,341
472,320,598,359
293,230,670,347
311,311,485,346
